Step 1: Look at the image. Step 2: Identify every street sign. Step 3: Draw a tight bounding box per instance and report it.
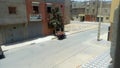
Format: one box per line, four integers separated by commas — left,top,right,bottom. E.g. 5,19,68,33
30,14,42,22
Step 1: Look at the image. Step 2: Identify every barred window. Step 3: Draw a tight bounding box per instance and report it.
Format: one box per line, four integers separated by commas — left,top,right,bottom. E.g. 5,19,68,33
8,7,16,14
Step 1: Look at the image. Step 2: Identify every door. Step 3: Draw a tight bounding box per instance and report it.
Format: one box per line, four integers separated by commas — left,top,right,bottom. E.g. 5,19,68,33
27,22,43,39
5,28,14,43
4,25,25,43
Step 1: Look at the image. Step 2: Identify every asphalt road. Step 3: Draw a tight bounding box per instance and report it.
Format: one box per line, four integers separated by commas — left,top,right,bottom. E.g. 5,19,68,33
0,23,110,68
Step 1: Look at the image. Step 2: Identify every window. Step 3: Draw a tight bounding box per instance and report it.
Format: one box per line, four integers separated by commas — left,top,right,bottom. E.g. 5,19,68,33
33,6,39,14
97,17,103,22
76,16,78,18
8,7,16,14
13,27,16,29
101,17,103,22
47,7,52,13
86,9,89,14
106,17,109,20
105,9,108,13
73,4,76,7
93,2,95,5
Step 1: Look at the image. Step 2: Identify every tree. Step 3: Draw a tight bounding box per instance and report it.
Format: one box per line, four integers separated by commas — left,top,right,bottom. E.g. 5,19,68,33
48,7,64,34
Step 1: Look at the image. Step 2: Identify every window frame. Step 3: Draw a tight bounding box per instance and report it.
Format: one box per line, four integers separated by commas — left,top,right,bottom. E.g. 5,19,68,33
8,7,17,14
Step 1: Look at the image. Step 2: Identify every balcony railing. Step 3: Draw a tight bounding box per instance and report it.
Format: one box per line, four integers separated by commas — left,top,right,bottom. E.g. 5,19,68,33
30,14,42,22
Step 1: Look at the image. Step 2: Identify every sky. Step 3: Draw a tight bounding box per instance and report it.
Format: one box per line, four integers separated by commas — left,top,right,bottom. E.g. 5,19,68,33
73,0,112,1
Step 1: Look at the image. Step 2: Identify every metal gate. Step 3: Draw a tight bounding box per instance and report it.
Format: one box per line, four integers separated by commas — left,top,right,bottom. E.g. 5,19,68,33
3,24,25,43
27,22,43,39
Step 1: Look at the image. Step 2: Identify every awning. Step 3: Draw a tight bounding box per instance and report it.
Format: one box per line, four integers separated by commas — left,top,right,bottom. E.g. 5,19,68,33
79,14,85,16
97,15,104,17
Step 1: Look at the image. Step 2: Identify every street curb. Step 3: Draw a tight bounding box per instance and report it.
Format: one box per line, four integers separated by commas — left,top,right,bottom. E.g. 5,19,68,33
2,36,55,51
52,26,98,40
65,26,98,36
2,26,97,51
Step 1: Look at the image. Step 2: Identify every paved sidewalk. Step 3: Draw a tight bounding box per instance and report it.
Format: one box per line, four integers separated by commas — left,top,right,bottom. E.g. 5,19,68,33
65,21,98,35
52,33,111,68
1,36,55,51
80,33,111,68
1,21,99,51
81,50,111,68
1,23,111,68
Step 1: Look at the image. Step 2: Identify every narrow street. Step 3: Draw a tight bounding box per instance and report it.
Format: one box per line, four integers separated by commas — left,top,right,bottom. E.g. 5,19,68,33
0,23,111,68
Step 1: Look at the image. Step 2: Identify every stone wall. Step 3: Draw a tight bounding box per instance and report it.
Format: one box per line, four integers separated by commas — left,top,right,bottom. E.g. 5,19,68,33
0,0,27,25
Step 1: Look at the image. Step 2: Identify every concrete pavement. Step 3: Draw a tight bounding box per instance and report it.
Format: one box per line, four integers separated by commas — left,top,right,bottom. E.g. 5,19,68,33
2,21,99,51
65,21,98,35
0,23,111,68
1,36,55,51
54,33,111,68
82,49,111,68
81,34,111,68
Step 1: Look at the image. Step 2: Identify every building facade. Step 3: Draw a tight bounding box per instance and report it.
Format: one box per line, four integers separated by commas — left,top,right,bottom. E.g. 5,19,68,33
71,1,86,21
96,1,111,23
71,0,111,22
110,0,120,23
109,0,120,41
0,0,70,44
0,0,28,44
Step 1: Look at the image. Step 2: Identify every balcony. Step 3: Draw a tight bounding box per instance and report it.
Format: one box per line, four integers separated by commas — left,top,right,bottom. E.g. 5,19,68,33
30,14,42,22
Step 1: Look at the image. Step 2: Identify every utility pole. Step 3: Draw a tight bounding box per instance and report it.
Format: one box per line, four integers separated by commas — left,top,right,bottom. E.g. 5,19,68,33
95,0,98,21
97,0,103,41
89,0,92,21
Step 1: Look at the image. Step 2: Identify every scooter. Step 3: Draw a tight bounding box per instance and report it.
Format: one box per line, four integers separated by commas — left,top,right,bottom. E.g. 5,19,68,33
55,31,66,40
